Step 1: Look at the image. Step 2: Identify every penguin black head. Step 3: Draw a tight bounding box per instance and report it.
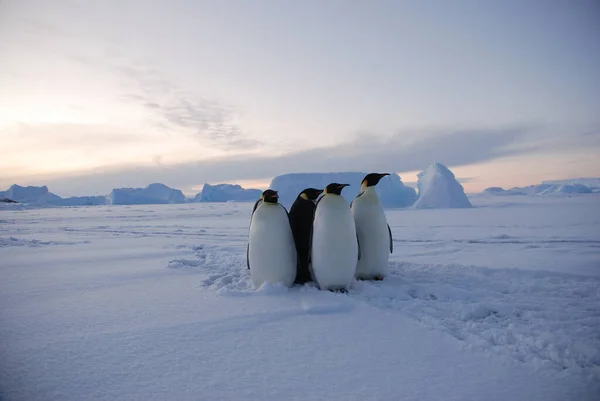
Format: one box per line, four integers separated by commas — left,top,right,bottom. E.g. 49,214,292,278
361,173,390,189
324,183,350,195
299,188,323,201
261,189,279,204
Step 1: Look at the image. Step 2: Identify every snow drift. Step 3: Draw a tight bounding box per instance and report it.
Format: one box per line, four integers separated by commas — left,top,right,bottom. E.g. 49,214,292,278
413,162,472,209
269,172,417,208
194,184,262,202
109,183,185,205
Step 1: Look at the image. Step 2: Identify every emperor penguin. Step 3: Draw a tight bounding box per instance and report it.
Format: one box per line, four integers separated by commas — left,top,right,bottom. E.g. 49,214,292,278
310,183,359,292
247,189,297,288
288,188,324,284
351,173,393,281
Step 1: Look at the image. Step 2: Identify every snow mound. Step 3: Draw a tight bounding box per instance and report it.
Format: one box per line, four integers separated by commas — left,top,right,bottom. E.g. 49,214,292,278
194,183,262,202
0,184,62,205
270,172,417,208
413,162,472,209
108,183,185,205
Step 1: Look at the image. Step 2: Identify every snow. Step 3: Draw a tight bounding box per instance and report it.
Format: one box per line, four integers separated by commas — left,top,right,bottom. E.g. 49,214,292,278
109,183,185,205
1,195,599,400
270,172,417,209
195,183,262,202
414,162,472,209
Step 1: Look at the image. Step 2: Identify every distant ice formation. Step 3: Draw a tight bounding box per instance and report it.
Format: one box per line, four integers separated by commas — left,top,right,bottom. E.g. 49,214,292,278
0,184,62,205
483,183,595,197
269,172,417,208
109,183,185,205
543,177,600,189
413,162,472,209
195,184,262,202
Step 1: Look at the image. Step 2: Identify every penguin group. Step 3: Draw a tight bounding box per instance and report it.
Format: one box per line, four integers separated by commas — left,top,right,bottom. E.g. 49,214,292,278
247,173,393,292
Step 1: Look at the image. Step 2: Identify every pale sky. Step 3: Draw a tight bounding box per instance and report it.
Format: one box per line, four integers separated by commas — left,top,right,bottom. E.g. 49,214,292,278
1,0,599,196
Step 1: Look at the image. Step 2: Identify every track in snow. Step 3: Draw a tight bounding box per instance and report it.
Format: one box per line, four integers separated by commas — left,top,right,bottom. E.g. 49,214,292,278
168,242,600,383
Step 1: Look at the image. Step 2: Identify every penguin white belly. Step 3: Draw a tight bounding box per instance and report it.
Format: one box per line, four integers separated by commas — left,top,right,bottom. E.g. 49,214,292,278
352,197,390,279
248,203,297,288
311,196,358,290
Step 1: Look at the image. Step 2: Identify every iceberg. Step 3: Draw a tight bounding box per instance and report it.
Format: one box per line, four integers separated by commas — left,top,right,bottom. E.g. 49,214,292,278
542,177,600,189
482,183,593,197
194,184,262,202
537,184,592,196
108,183,185,205
413,162,472,209
59,196,109,206
0,184,62,205
269,172,417,209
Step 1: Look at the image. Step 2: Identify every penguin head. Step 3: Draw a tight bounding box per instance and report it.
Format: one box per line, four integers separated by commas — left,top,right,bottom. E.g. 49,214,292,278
261,189,279,204
299,188,324,201
324,183,350,195
361,173,390,190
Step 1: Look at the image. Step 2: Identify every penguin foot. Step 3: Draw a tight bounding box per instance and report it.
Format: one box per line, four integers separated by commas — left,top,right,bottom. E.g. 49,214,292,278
373,275,384,281
328,288,348,294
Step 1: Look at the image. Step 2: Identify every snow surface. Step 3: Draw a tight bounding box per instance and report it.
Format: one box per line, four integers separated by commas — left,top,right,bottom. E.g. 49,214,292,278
195,183,262,202
414,162,472,209
109,183,185,205
1,196,599,400
270,172,417,209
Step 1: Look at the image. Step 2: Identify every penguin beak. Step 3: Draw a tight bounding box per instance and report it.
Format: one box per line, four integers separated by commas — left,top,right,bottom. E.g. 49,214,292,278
338,184,350,189
379,173,390,178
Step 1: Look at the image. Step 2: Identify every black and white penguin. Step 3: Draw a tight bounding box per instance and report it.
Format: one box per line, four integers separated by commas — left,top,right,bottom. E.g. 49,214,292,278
351,173,393,280
247,189,297,288
309,183,359,292
288,188,324,284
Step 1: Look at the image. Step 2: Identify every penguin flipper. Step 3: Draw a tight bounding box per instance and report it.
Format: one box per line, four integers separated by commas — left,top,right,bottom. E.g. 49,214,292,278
388,224,393,254
350,191,364,208
356,233,361,260
246,243,250,270
251,199,261,216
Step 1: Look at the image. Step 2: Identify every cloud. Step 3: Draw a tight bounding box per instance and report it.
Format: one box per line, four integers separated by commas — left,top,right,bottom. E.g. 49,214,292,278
25,125,539,196
117,64,261,150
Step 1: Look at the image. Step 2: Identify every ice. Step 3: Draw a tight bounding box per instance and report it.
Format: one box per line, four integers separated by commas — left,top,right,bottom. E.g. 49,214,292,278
194,183,262,202
413,162,472,209
0,184,62,205
482,183,594,197
1,195,599,400
538,184,593,196
108,183,186,205
270,172,417,208
543,177,600,189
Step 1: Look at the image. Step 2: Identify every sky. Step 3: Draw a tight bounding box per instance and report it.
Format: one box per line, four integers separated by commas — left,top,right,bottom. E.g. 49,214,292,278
1,0,599,196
